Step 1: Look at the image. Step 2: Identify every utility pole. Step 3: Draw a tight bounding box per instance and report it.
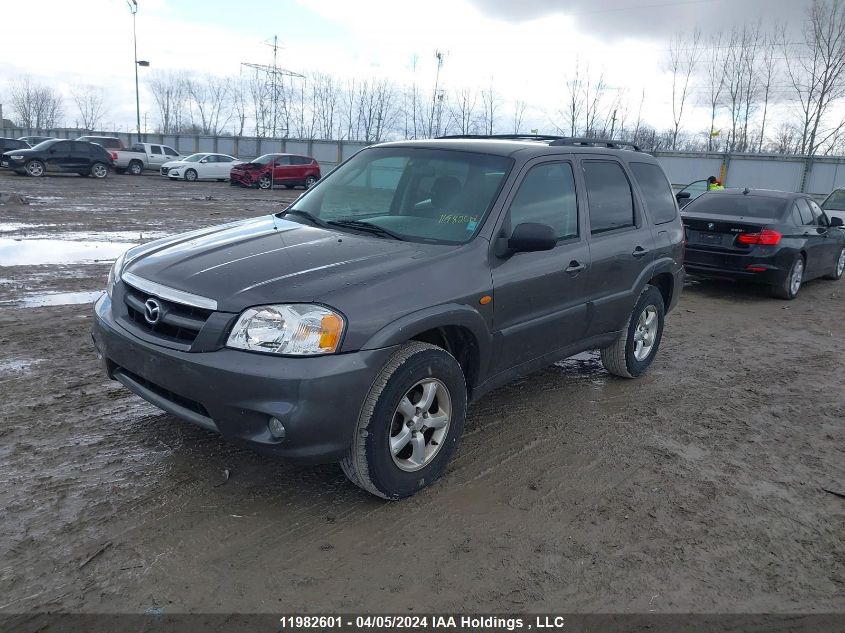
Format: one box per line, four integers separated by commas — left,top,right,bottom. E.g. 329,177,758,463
127,0,149,142
429,50,444,138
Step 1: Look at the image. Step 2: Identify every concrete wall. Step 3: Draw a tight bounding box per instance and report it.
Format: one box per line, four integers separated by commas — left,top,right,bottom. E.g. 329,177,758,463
4,126,845,196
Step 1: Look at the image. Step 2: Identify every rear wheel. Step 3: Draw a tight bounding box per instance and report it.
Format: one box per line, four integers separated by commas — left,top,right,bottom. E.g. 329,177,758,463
184,169,198,182
340,342,467,499
128,160,143,175
823,247,845,280
258,174,272,189
25,160,45,177
305,175,317,188
772,255,804,299
600,285,665,378
90,162,109,179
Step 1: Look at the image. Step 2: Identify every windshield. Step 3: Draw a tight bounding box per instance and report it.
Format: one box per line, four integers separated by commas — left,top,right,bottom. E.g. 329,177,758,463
252,154,276,165
684,193,787,219
290,147,512,244
181,154,204,162
31,140,58,151
823,190,845,211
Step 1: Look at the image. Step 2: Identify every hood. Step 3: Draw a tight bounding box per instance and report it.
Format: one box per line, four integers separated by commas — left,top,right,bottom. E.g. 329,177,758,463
121,215,449,312
162,159,190,169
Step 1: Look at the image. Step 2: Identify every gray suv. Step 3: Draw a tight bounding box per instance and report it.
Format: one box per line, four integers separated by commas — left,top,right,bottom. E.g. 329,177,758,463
91,135,684,499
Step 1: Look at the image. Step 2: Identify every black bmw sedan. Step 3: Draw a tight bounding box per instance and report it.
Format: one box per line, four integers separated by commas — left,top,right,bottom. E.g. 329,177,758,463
681,188,845,299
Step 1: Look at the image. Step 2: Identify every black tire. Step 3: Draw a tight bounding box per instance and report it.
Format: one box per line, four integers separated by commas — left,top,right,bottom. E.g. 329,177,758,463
600,284,665,378
340,342,467,499
305,175,317,189
128,160,143,175
258,174,272,190
25,160,45,177
184,169,198,182
771,254,804,299
90,162,109,179
823,246,845,280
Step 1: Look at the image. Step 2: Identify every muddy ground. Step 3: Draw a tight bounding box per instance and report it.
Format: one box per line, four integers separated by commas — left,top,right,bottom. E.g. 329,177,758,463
0,171,843,622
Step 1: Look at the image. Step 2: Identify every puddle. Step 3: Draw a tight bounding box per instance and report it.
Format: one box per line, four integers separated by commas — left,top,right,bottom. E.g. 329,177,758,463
0,223,50,232
0,238,135,266
28,231,168,243
9,290,104,308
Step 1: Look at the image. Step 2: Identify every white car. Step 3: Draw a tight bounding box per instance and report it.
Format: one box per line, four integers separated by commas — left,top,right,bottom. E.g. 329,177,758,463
161,153,243,182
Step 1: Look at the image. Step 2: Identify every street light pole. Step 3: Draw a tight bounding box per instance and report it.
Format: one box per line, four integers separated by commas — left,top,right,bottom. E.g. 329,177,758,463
128,0,142,142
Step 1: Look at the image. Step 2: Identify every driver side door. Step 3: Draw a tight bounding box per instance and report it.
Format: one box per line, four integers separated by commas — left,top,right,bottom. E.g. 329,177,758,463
490,159,590,374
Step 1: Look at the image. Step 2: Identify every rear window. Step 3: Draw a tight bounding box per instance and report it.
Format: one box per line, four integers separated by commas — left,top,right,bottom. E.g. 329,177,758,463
630,162,676,225
684,194,787,219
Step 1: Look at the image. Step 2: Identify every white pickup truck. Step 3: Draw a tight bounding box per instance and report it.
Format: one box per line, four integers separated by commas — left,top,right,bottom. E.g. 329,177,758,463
114,143,182,175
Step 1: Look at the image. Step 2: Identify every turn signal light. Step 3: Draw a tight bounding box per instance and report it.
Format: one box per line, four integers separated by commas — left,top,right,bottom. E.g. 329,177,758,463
736,229,781,245
318,313,344,351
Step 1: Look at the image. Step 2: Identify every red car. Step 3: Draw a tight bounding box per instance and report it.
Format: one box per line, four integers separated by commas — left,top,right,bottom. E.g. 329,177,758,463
230,153,321,190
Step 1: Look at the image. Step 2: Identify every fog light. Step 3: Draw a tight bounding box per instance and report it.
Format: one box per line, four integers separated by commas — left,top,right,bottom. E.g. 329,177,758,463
268,416,286,440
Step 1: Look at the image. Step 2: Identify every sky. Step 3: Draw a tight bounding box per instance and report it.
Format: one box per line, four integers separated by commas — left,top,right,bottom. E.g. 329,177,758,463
0,0,815,136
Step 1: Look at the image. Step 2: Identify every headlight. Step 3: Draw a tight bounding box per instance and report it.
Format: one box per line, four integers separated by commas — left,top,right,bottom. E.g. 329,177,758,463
106,251,126,298
226,304,345,355
10,155,24,160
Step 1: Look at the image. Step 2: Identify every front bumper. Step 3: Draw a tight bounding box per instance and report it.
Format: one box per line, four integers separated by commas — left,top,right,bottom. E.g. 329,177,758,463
91,294,396,464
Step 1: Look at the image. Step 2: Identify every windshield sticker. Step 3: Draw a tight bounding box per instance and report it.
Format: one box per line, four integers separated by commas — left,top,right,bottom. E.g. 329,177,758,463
466,220,478,232
438,214,479,225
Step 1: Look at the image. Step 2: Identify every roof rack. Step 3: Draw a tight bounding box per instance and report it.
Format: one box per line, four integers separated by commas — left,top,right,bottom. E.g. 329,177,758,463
435,134,641,152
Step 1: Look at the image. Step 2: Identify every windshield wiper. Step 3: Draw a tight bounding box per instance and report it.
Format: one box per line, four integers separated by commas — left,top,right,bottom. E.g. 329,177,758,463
327,219,404,240
278,208,331,228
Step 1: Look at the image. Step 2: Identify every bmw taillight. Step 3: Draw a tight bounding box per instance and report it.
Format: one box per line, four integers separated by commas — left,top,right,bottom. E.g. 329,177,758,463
736,229,781,245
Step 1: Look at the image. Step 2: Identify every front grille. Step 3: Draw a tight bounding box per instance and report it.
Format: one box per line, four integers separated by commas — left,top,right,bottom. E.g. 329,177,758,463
118,367,210,418
123,284,213,345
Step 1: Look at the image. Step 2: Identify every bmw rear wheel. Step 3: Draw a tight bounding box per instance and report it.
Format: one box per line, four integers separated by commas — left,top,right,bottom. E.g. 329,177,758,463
773,255,804,299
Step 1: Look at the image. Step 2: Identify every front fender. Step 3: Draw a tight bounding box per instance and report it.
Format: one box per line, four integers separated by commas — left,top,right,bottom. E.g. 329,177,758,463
360,303,493,381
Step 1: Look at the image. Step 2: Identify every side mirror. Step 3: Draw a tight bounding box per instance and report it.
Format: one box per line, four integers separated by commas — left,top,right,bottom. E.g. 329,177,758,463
830,216,843,227
507,223,557,253
200,158,208,163
676,191,691,201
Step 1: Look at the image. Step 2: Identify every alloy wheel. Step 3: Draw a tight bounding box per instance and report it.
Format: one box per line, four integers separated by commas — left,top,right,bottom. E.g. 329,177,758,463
837,249,845,277
791,259,804,296
633,305,658,361
388,378,451,472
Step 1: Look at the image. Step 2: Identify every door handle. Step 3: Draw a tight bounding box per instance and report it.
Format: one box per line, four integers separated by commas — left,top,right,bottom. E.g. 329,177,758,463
632,246,649,258
565,261,586,274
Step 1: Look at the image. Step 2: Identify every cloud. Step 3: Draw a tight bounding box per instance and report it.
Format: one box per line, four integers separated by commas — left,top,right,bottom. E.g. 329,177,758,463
466,0,809,37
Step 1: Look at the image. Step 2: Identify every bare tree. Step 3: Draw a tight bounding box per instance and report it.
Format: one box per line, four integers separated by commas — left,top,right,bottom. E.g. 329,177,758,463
511,100,527,134
148,71,188,133
311,73,340,140
667,29,702,150
703,31,727,150
757,29,780,152
560,60,586,136
185,75,231,135
9,76,64,129
480,82,500,135
70,85,106,130
446,88,479,135
783,0,845,156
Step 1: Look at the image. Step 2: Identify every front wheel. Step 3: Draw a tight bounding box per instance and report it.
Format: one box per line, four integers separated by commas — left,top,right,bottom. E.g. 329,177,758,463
258,174,272,189
823,247,845,280
90,162,109,179
304,175,317,189
184,169,198,182
600,284,665,378
772,255,804,299
25,160,45,177
340,342,467,499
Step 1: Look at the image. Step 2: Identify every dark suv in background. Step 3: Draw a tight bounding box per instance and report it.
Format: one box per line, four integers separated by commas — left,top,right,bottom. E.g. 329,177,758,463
1,139,114,178
92,135,684,499
0,137,30,154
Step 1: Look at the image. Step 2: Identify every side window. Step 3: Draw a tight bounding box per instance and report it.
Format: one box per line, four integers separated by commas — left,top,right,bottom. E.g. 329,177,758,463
274,156,291,166
52,141,71,152
807,199,828,226
218,155,233,163
150,146,163,155
292,156,310,165
203,155,216,163
790,204,804,226
630,162,676,224
508,162,578,240
795,198,815,225
164,146,179,156
583,160,636,234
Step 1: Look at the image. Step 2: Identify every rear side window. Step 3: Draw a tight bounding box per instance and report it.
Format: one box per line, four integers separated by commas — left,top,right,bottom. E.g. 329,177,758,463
509,162,578,240
291,156,310,165
583,161,635,234
630,162,676,225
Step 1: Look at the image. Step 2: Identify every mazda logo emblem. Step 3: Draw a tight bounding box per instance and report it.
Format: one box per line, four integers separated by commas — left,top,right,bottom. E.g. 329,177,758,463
144,298,162,325
707,222,715,230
